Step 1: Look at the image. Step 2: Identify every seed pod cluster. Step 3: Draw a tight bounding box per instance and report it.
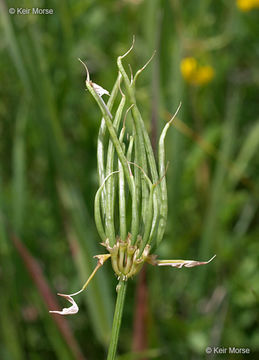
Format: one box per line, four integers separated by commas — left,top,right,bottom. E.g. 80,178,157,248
50,46,214,317
83,42,178,279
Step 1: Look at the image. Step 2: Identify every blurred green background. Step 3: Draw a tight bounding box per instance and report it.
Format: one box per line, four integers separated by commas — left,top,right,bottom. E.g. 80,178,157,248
0,0,259,359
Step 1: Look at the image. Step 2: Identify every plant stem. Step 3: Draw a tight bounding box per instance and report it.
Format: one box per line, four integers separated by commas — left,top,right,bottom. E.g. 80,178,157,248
107,279,127,360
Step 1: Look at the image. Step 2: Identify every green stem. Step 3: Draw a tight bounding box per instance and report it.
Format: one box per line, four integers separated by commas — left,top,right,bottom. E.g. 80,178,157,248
107,279,127,360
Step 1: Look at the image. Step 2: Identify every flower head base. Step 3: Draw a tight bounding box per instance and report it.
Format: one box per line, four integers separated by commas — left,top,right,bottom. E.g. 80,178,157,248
181,57,214,86
102,234,151,280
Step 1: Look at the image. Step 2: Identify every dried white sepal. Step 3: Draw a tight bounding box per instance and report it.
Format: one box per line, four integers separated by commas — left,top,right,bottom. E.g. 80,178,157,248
49,254,111,315
49,293,79,315
92,83,110,97
156,255,216,268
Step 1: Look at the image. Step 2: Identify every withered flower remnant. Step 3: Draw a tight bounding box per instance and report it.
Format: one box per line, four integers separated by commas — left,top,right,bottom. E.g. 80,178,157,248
50,39,215,316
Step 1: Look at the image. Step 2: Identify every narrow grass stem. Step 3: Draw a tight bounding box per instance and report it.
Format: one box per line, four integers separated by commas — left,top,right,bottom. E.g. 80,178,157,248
107,280,127,360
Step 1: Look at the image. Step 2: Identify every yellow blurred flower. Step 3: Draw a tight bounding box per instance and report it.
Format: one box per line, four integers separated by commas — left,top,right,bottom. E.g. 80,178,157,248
180,57,214,86
180,57,197,79
194,66,214,85
237,0,259,11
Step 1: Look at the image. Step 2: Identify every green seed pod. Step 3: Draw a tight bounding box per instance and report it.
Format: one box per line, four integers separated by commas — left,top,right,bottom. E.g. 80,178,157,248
81,44,175,280
50,45,215,321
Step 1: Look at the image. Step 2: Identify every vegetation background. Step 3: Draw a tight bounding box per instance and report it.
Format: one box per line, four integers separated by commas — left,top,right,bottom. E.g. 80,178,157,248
0,0,258,359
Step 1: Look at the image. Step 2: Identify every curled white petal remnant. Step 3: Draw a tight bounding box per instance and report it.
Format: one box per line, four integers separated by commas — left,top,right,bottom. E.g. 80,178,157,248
155,255,216,268
49,293,79,315
92,83,110,97
49,254,111,315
